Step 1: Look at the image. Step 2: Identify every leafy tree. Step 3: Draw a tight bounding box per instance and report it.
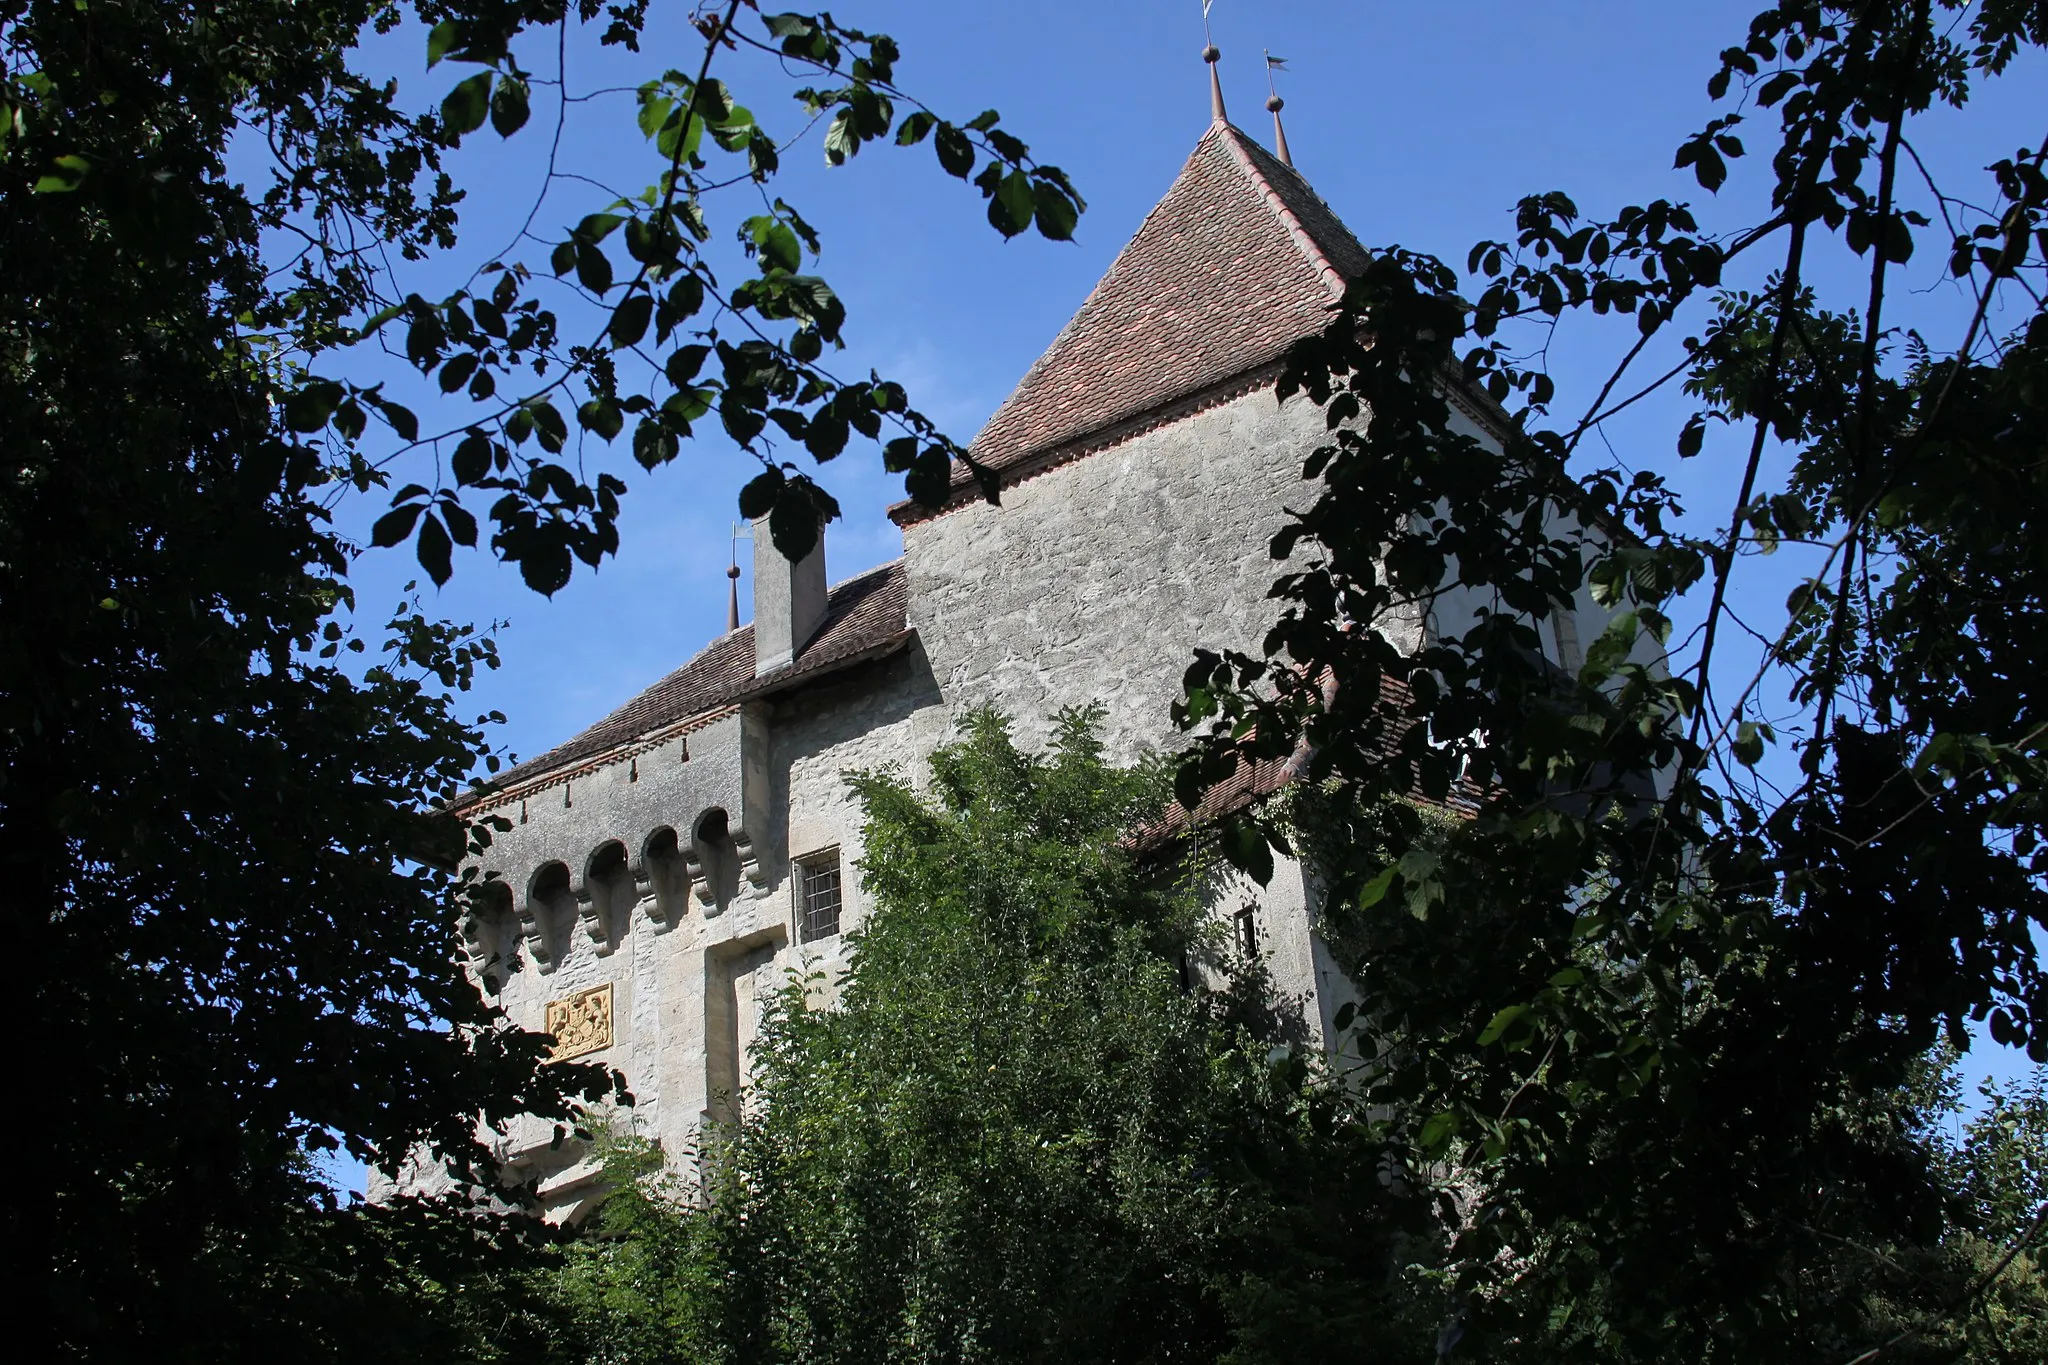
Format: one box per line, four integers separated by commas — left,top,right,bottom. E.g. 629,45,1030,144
1177,1,2048,1358
542,710,1436,1365
1848,1053,2048,1365
0,1,1073,1356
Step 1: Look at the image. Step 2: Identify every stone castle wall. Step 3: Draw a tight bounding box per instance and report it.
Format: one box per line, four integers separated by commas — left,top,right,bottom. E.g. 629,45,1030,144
905,386,1330,761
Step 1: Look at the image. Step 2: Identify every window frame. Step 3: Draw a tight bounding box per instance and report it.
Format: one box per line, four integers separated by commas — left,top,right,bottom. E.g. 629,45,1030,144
1233,904,1259,958
792,845,843,944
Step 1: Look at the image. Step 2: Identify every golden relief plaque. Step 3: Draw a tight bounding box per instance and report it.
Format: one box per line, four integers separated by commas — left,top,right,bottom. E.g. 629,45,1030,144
544,983,614,1060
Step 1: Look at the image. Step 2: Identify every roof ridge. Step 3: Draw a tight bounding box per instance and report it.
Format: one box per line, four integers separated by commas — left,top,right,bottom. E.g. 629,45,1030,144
1211,123,1349,300
960,134,1224,450
821,554,904,595
910,124,1373,503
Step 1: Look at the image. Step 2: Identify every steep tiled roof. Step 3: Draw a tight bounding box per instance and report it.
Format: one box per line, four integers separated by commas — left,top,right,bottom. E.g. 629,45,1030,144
893,121,1369,523
482,561,910,794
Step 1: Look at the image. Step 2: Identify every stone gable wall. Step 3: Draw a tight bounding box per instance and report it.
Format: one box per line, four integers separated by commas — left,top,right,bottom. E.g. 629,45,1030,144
905,387,1331,763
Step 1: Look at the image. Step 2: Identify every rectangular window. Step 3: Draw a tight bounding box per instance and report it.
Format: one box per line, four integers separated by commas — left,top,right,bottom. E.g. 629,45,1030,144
795,848,842,943
1234,905,1259,958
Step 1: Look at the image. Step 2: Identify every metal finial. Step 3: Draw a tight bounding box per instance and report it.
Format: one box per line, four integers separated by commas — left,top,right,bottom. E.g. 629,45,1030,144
1264,51,1293,166
1205,46,1226,124
727,525,742,632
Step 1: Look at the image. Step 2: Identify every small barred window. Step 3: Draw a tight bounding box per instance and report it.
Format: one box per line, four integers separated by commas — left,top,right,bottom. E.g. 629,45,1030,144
795,848,842,943
1234,905,1259,958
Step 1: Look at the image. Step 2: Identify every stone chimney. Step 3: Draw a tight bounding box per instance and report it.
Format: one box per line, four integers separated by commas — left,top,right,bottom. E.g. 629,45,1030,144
751,516,827,674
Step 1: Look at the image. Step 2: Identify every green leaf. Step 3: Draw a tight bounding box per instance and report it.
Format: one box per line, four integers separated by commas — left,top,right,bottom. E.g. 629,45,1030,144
370,503,423,548
32,153,91,193
531,401,568,454
1032,179,1078,242
575,242,614,295
665,274,705,328
426,20,462,67
490,77,530,137
769,485,823,560
1356,864,1398,909
576,212,626,244
657,108,705,162
1477,1004,1530,1047
695,77,736,125
896,111,936,145
747,216,802,273
666,344,712,387
283,380,342,434
1219,817,1274,887
739,469,785,520
438,353,479,394
823,109,859,165
416,512,454,586
1677,414,1707,458
375,399,420,442
934,124,973,179
988,170,1034,238
610,293,652,349
440,500,478,548
633,417,679,470
442,72,493,139
637,91,674,140
1733,720,1768,767
578,398,624,441
451,432,492,485
804,409,849,461
333,400,366,441
519,541,574,596
661,386,710,426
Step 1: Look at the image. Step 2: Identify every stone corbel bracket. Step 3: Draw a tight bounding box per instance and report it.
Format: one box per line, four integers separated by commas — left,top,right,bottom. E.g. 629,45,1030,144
517,892,558,975
736,702,776,902
731,826,770,900
631,857,680,934
685,842,717,912
572,877,616,958
456,911,488,979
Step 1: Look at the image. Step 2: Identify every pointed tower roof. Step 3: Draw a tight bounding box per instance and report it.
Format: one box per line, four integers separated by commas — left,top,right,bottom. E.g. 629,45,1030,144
894,122,1370,523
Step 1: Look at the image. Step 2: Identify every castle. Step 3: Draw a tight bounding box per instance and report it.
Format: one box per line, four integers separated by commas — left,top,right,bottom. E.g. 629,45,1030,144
429,92,1611,1221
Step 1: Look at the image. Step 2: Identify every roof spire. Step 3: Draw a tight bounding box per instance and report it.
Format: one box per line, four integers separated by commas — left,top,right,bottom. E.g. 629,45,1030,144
1204,45,1226,124
1264,50,1293,167
726,525,742,633
1199,2,1225,124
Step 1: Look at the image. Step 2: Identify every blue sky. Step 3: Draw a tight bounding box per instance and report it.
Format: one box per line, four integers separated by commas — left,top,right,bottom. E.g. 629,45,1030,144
315,0,2045,1174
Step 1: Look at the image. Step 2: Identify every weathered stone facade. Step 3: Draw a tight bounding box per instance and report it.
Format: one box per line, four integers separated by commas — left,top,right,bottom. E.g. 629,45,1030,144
393,116,1634,1219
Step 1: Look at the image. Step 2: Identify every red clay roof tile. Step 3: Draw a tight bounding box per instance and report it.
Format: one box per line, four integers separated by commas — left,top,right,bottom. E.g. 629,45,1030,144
485,560,909,792
894,121,1369,522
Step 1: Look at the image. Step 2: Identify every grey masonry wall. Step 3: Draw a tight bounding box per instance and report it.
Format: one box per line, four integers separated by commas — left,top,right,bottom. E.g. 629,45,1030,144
905,386,1327,762
903,384,1354,1037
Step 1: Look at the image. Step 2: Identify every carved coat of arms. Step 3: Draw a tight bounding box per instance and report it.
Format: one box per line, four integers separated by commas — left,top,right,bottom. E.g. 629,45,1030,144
544,983,614,1060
